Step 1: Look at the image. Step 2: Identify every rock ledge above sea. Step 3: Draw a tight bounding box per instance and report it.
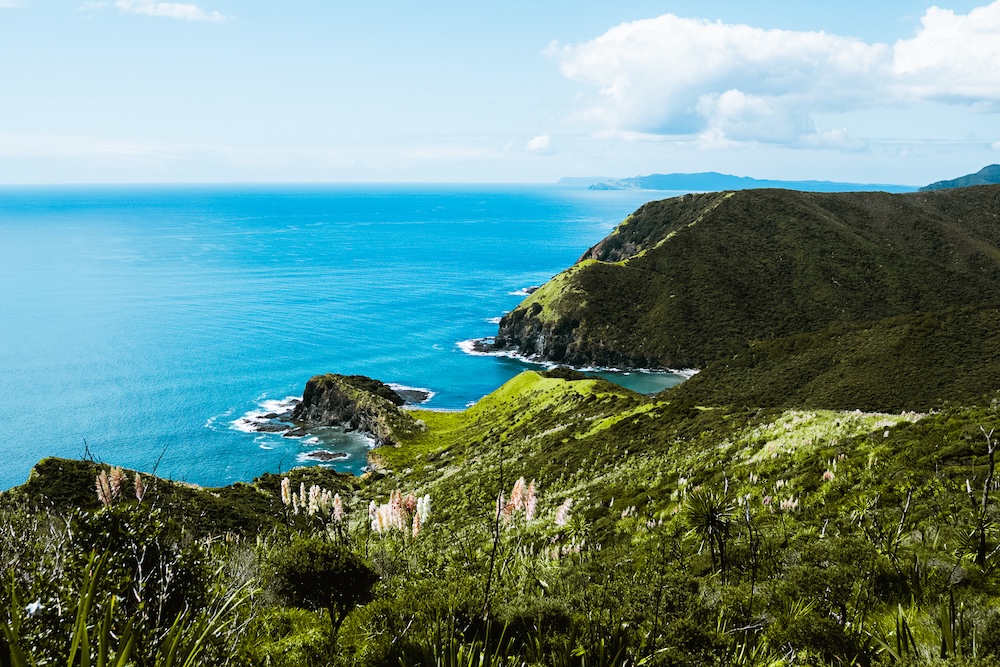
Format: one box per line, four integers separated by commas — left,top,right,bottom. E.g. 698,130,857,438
291,374,427,448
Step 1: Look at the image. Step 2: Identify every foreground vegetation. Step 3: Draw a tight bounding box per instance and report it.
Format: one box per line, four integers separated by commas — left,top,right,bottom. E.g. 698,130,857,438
6,369,1000,666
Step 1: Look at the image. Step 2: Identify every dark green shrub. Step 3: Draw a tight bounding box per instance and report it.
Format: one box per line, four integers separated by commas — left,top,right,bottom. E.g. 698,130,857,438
270,537,379,640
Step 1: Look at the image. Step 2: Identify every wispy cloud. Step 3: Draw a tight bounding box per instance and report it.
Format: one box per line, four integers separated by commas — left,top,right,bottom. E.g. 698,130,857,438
82,0,229,22
526,134,554,155
552,2,1000,148
0,1,27,8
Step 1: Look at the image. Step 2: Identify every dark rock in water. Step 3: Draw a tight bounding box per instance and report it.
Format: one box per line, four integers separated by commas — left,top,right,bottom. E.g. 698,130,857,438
262,413,280,420
254,422,293,433
282,427,309,438
394,387,431,405
469,338,497,353
304,450,349,462
525,285,540,294
292,374,426,447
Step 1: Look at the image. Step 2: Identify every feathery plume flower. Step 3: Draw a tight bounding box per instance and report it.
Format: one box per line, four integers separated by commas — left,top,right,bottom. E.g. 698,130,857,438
134,473,146,502
510,477,526,510
525,481,537,521
280,477,291,506
96,471,113,506
779,497,799,512
404,493,417,514
299,482,308,513
308,485,321,516
108,467,126,500
416,494,430,522
333,493,344,523
369,500,377,521
822,469,835,482
411,511,421,538
555,497,572,526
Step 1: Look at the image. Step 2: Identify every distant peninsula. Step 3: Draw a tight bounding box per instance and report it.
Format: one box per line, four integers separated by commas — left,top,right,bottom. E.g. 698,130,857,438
921,163,1000,190
574,171,918,193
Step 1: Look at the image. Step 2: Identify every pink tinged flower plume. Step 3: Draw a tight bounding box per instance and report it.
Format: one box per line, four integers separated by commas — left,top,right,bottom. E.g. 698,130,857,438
510,477,526,510
108,466,126,500
555,498,573,526
525,480,537,521
333,493,344,523
96,471,113,506
822,469,835,482
134,473,146,502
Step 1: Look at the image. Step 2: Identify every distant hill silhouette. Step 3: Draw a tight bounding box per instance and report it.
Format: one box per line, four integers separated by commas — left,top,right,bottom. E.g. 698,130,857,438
921,164,1000,191
586,171,916,193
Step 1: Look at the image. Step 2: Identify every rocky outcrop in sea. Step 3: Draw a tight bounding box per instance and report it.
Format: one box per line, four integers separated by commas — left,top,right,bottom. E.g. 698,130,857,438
291,374,427,448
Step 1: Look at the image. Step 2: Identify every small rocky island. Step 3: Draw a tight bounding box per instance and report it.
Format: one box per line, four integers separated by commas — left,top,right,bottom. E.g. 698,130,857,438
291,374,427,448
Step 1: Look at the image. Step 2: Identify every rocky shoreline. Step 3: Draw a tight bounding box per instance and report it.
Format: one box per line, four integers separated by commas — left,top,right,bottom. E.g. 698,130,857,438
235,377,432,467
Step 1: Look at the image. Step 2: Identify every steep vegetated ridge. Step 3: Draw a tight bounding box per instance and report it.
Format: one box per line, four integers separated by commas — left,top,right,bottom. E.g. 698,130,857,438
490,186,1000,369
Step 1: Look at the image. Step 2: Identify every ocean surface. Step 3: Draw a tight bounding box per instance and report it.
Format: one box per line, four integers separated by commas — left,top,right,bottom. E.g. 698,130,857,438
0,184,689,490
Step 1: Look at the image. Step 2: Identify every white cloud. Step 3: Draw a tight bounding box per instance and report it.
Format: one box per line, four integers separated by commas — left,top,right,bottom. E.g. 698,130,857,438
893,4,1000,106
114,0,228,23
993,140,1000,151
526,134,554,154
554,3,1000,147
0,1,26,8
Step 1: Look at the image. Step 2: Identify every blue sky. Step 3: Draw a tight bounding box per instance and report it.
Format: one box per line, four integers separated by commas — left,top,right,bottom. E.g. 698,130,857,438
1,1,998,184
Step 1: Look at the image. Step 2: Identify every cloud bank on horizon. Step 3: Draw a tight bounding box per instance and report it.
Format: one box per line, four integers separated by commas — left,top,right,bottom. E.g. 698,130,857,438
552,2,1000,150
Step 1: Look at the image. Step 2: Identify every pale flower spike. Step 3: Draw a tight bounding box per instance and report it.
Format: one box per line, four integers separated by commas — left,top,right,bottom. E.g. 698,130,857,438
555,497,572,526
108,466,126,500
96,471,113,506
280,477,292,506
135,473,146,502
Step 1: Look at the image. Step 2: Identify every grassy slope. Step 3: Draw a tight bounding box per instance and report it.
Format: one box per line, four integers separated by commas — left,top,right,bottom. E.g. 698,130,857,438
497,185,1000,369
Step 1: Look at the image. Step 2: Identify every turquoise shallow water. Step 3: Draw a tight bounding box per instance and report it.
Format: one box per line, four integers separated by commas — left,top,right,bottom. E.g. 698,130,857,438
0,184,686,489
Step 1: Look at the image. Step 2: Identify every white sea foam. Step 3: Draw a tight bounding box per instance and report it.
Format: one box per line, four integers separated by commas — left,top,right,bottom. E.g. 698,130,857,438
230,417,263,433
456,338,699,377
259,396,300,414
305,437,320,445
229,394,300,433
484,317,502,324
259,444,274,450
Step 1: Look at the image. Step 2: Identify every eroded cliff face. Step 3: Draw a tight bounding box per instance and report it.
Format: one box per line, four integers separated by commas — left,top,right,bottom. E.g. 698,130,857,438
292,374,425,447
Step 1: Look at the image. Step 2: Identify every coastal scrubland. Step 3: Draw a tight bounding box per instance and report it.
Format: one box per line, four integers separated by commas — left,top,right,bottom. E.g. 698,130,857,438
7,184,1000,666
6,367,1000,666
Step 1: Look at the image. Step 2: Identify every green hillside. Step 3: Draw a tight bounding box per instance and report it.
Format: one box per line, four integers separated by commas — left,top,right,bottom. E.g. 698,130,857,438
7,369,1000,666
491,186,1000,369
668,305,1000,412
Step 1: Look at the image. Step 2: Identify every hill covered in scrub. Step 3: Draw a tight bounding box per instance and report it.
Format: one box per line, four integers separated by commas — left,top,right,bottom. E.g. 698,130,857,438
487,185,1000,370
667,304,1000,413
8,369,1000,666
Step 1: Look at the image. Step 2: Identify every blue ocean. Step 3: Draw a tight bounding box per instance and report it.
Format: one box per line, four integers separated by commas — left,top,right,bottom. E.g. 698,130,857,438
0,184,687,490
